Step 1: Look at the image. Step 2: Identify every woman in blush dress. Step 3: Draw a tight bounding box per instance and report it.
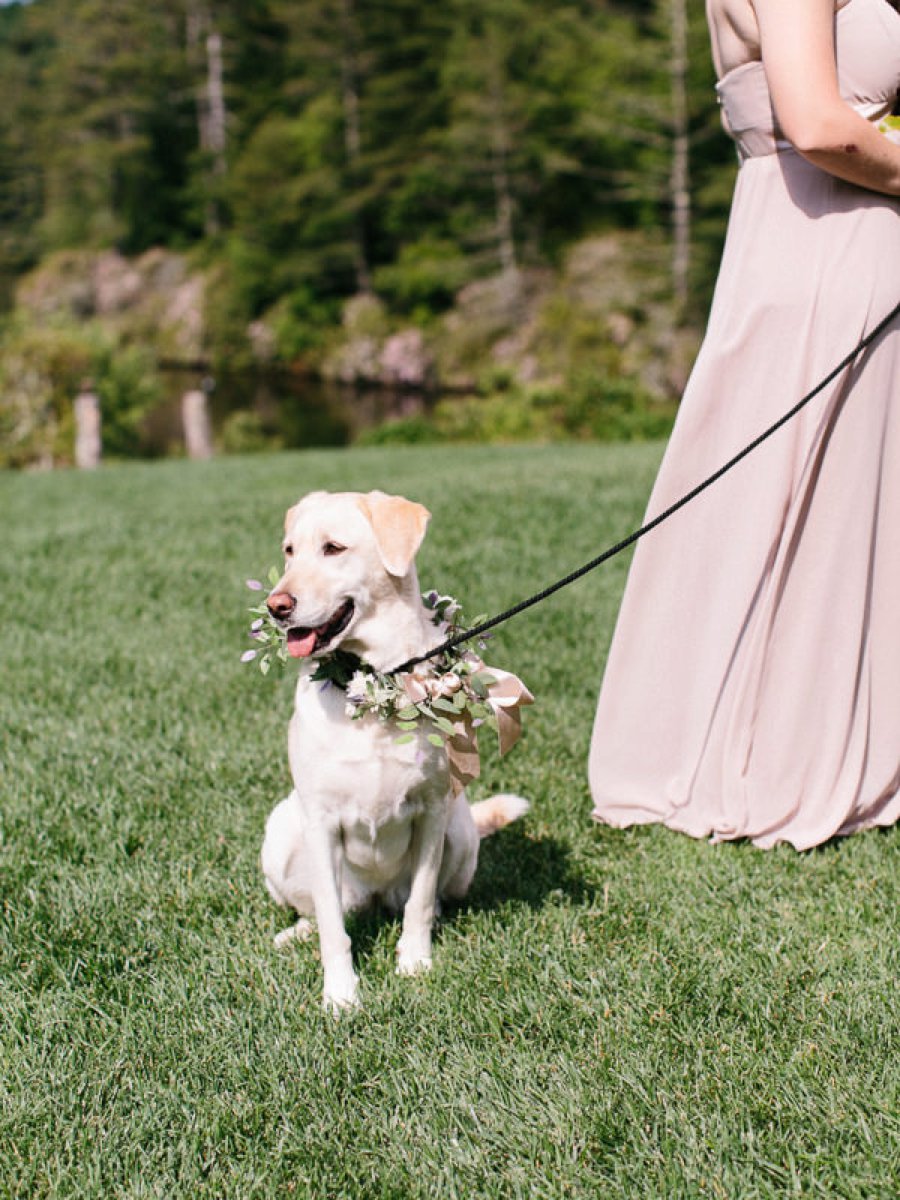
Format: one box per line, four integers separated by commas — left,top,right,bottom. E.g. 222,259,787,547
589,0,900,849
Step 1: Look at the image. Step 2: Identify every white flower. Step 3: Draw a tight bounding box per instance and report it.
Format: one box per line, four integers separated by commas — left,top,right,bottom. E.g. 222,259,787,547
438,672,462,695
437,596,461,622
369,681,396,707
346,671,370,703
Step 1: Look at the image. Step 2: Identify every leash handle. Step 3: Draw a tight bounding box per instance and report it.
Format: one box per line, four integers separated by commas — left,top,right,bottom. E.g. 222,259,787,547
391,296,900,675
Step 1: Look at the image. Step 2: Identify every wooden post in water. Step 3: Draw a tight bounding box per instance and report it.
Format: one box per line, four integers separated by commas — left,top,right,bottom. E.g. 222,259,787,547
74,380,102,469
182,384,214,460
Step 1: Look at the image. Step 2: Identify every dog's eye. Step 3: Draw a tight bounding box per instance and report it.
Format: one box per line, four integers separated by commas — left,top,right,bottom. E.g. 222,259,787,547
283,544,294,558
322,541,347,557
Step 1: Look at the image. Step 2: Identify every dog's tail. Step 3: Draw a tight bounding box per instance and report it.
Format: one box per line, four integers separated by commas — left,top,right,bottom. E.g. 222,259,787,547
469,793,530,839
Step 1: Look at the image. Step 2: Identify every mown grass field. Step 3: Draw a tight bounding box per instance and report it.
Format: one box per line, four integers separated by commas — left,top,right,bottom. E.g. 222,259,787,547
1,443,898,1199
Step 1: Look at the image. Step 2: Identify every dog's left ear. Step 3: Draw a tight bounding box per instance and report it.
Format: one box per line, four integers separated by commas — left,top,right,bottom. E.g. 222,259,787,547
358,490,431,577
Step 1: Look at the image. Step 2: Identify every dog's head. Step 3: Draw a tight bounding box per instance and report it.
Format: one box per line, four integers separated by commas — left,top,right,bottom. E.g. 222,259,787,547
266,490,431,660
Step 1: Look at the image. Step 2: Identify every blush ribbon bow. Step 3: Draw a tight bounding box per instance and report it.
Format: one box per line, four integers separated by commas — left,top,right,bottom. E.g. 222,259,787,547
400,661,534,796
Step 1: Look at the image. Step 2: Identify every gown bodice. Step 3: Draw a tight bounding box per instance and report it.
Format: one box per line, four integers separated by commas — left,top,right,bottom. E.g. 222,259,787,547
716,0,900,160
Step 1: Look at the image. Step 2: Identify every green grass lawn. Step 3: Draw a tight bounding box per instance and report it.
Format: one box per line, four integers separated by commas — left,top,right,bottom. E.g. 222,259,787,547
1,444,897,1199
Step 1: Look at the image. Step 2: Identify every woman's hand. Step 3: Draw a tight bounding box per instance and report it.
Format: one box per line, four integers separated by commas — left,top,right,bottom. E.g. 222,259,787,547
753,0,900,195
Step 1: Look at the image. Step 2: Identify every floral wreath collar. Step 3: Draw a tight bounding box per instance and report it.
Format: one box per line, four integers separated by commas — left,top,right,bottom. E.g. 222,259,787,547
243,582,533,794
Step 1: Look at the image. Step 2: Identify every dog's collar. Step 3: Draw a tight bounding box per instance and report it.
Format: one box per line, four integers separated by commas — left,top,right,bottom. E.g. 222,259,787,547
309,641,533,796
243,585,533,795
308,648,366,691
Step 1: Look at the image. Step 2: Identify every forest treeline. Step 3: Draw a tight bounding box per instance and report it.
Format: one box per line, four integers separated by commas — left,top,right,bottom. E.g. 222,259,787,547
0,0,739,462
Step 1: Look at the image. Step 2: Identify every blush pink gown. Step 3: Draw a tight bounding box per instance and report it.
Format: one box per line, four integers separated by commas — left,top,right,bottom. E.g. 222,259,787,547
589,0,900,849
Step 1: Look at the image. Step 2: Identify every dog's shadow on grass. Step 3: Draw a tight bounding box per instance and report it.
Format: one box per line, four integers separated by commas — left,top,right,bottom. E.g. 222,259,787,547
347,823,588,962
463,823,589,913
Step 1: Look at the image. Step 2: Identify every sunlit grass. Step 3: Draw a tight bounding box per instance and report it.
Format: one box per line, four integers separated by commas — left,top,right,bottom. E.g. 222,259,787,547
1,444,897,1198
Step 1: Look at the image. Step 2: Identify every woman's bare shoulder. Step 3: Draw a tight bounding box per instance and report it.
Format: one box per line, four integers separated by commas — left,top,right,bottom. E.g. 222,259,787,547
706,0,761,77
707,0,850,77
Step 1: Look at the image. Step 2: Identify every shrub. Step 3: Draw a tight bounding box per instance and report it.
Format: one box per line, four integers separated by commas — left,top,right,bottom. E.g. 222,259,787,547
353,370,677,448
355,415,441,447
265,287,341,362
373,240,473,313
0,319,162,467
560,371,677,441
218,409,283,455
94,345,165,458
202,257,255,375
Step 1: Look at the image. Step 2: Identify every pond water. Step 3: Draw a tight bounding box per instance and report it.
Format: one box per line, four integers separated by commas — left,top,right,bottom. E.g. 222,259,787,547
140,367,432,456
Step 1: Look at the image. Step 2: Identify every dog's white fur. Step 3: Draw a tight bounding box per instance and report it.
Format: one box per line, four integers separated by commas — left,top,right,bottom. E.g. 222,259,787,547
260,490,528,1011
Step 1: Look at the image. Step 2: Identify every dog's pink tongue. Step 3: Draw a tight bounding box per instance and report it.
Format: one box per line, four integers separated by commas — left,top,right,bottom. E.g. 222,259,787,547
287,630,317,658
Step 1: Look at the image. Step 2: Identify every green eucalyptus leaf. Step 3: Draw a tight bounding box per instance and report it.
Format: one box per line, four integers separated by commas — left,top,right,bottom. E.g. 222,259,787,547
474,671,497,688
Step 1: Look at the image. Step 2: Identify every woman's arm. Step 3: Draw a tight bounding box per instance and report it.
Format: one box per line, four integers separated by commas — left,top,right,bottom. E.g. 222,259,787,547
753,0,900,195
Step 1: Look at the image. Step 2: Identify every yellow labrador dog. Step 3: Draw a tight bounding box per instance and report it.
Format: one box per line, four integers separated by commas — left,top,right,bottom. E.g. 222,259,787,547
260,490,528,1011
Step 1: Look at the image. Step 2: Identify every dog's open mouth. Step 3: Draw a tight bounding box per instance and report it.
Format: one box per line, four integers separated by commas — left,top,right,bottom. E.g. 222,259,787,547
285,599,355,659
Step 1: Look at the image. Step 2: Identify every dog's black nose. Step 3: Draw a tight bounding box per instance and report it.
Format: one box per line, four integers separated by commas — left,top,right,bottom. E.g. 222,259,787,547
267,591,295,620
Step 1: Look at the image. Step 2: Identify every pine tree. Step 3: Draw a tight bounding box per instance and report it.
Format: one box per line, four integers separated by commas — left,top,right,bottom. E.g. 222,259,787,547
31,0,193,252
0,0,733,330
0,4,47,302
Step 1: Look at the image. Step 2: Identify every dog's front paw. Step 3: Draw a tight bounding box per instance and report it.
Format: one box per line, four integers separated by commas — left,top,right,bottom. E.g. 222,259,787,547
395,936,433,977
322,969,361,1014
396,954,432,977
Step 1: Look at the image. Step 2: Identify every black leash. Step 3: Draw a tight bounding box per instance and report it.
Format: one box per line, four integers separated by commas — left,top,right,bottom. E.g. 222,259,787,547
392,296,900,675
